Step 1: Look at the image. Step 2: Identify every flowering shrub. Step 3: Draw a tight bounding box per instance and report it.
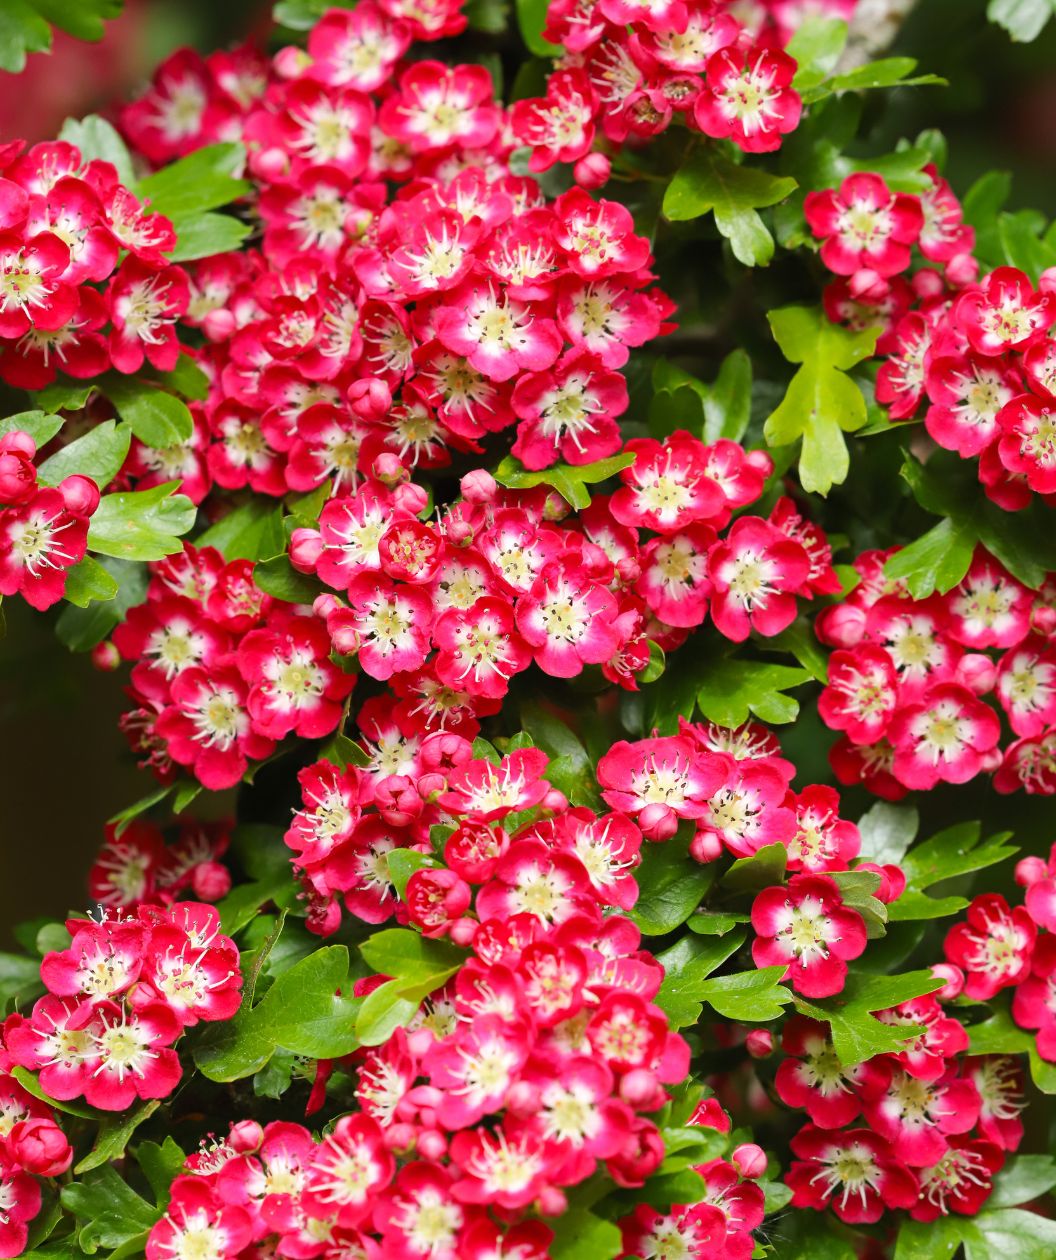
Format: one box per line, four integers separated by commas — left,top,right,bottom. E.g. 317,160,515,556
4,2,1056,1259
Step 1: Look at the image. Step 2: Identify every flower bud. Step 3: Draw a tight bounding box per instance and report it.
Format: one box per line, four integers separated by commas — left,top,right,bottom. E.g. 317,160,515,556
416,1129,447,1161
538,1187,568,1217
956,653,997,695
460,469,497,503
732,1142,767,1179
1032,603,1056,636
448,916,479,947
815,603,866,648
420,731,472,773
638,802,678,841
229,1120,264,1152
689,829,723,864
375,775,423,826
372,452,409,486
573,152,611,190
90,640,121,672
0,435,36,505
59,474,100,517
911,267,946,300
946,252,979,287
619,1068,661,1107
393,482,429,516
192,860,232,902
1016,856,1049,888
312,592,342,619
745,448,775,477
9,1118,73,1176
542,788,568,812
745,1028,774,1059
203,308,236,341
347,376,392,421
384,1123,417,1152
273,45,313,78
326,608,361,655
930,962,964,1001
290,527,324,571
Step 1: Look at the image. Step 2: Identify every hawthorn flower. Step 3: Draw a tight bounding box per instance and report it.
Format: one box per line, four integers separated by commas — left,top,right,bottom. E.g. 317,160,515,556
597,736,728,839
805,174,923,282
693,46,801,153
107,257,190,374
954,267,1055,356
610,435,723,535
888,682,1001,790
707,516,811,642
0,483,94,610
786,1125,918,1224
859,1062,981,1168
775,1017,866,1128
751,874,867,998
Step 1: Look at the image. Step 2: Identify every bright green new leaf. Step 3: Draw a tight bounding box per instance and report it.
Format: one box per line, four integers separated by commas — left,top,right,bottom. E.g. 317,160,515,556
655,931,747,1027
105,377,194,448
888,822,1018,922
696,966,794,1021
987,0,1056,42
493,452,635,510
193,945,362,1081
516,0,557,56
58,113,136,189
37,419,131,488
87,482,196,561
703,349,753,443
61,556,119,608
196,500,286,562
359,928,466,984
884,516,978,598
273,0,354,30
355,979,422,1047
0,0,122,73
960,1207,1056,1259
548,1209,622,1260
138,143,250,219
988,1155,1056,1209
787,17,848,91
159,354,211,402
664,147,798,266
764,306,879,495
168,212,252,262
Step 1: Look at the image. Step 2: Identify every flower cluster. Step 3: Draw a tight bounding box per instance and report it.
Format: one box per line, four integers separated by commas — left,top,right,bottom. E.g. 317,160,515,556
88,818,233,910
815,544,1056,796
110,543,353,789
4,903,241,1110
0,426,99,609
814,169,1056,510
513,0,818,181
0,1038,73,1258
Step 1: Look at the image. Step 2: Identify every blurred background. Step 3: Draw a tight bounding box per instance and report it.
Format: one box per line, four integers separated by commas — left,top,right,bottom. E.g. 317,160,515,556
3,0,1056,943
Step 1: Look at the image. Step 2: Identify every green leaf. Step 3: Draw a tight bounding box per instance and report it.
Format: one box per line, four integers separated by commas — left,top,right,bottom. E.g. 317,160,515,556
36,419,131,488
695,658,812,727
273,0,354,29
74,1099,160,1174
359,928,466,986
548,1208,622,1260
655,931,747,1027
493,452,635,510
136,1137,186,1207
193,945,361,1082
988,1155,1056,1208
787,17,848,91
664,148,797,266
828,57,944,94
354,979,422,1047
968,1008,1056,1094
888,822,1018,922
857,801,919,866
516,0,557,56
722,842,788,894
764,306,879,496
519,701,602,809
138,143,250,219
32,378,95,413
105,377,193,447
686,909,750,935
61,555,119,607
697,965,794,1021
631,832,715,936
884,516,977,598
168,211,252,262
998,209,1056,282
703,349,753,443
963,169,1013,267
797,970,944,1065
0,952,43,1007
0,409,64,445
195,499,286,561
987,0,1056,42
0,0,122,73
58,113,135,189
254,554,326,603
88,482,196,561
896,1215,963,1260
61,1165,159,1254
465,0,509,34
159,354,210,402
961,1207,1056,1259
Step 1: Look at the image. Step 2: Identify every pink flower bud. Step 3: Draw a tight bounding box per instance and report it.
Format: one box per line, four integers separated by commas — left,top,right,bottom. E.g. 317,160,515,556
848,268,887,301
745,1028,774,1059
372,452,409,485
326,608,361,655
460,469,497,503
956,653,997,695
1016,856,1049,888
407,868,471,934
980,746,1004,773
420,731,472,773
930,962,964,1001
375,775,423,826
542,788,568,812
229,1120,264,1152
616,556,641,584
815,603,867,648
619,1068,661,1107
946,252,979,287
416,1129,447,1161
745,448,775,477
689,829,723,863
9,1118,72,1176
347,376,392,421
573,152,611,190
1032,604,1056,636
273,45,313,78
59,474,100,517
312,592,342,619
911,267,946,300
449,917,479,947
506,1080,535,1112
538,1187,568,1217
406,1029,434,1058
252,147,290,181
290,528,324,571
90,640,121,672
192,860,232,902
639,803,678,841
856,860,906,903
384,1123,417,1151
543,490,571,521
0,438,36,505
0,430,35,458
416,772,447,801
732,1142,767,1179
444,516,475,547
203,308,235,341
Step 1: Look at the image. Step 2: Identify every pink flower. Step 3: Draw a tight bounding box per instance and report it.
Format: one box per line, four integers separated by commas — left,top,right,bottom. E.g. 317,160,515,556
859,1061,980,1168
342,574,434,681
997,392,1056,493
107,258,189,374
307,4,411,93
434,282,562,384
751,874,867,998
954,267,1055,356
511,70,597,172
0,484,92,610
707,516,810,642
888,682,1001,789
693,46,801,154
910,1137,1004,1221
440,749,552,822
433,597,532,699
379,61,500,153
511,351,627,470
598,736,729,840
945,893,1036,1000
611,435,724,535
147,1179,254,1260
775,1017,866,1129
806,174,923,281
786,1125,918,1223
516,557,623,678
